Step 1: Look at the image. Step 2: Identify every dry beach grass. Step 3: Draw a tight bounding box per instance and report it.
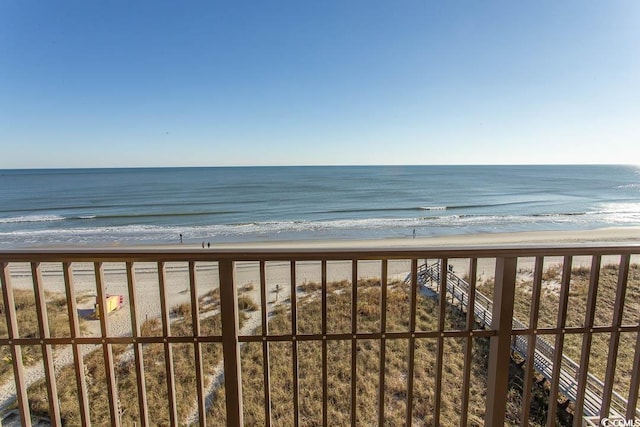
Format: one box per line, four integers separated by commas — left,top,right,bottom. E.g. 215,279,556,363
207,278,562,426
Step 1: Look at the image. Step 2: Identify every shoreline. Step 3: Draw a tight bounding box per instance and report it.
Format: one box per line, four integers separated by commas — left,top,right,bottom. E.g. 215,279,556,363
9,226,639,251
199,226,640,249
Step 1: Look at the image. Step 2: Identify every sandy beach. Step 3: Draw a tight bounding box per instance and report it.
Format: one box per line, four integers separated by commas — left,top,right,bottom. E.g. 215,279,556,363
4,226,640,335
113,226,640,251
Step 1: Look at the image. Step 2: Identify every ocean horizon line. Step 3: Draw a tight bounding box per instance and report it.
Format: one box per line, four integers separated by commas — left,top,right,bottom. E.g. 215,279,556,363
1,163,638,172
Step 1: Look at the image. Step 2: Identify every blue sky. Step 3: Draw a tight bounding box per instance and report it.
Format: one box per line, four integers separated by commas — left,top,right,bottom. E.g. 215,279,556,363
1,1,639,168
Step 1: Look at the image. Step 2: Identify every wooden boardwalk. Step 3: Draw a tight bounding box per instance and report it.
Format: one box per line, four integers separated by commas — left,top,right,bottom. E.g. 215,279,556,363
406,261,637,423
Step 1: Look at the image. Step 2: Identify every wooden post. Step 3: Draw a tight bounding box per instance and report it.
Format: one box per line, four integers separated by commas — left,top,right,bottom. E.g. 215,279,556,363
219,260,244,426
601,254,630,418
259,261,272,427
460,257,478,426
31,262,62,426
1,262,31,427
521,256,544,427
157,262,178,425
189,262,206,426
95,262,121,427
63,262,91,425
484,257,517,426
126,262,149,427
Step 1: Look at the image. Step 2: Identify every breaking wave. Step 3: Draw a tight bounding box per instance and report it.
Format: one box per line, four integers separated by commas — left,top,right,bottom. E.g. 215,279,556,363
0,215,65,224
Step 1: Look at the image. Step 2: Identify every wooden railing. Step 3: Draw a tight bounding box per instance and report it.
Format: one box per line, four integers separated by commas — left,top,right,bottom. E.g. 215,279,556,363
411,260,640,422
0,246,639,426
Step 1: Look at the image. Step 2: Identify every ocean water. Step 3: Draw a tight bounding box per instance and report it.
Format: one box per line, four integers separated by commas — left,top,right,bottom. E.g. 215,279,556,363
1,165,639,248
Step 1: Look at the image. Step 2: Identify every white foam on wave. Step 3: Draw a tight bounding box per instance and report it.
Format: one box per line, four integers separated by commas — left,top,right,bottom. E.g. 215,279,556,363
595,202,640,224
0,215,65,224
0,213,585,236
598,202,640,213
420,206,447,211
2,210,640,247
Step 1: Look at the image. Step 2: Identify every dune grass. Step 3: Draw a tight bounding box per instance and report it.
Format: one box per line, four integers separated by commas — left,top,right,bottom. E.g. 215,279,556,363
207,278,560,426
0,289,84,384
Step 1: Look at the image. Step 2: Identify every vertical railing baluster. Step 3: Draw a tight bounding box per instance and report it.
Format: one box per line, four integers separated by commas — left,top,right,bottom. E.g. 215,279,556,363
158,262,178,425
220,259,244,426
574,255,601,426
290,261,300,427
126,262,149,426
601,254,630,418
547,256,572,427
627,320,640,420
433,257,448,425
485,257,517,426
260,261,272,427
31,262,61,426
1,262,31,427
94,262,121,427
522,256,543,427
451,280,455,305
63,262,91,425
405,259,418,425
189,261,206,426
351,260,358,426
321,260,328,427
460,257,477,426
378,260,388,426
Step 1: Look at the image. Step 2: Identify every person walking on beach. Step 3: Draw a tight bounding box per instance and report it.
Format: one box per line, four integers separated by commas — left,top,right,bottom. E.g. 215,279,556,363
412,229,416,239
180,233,183,244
